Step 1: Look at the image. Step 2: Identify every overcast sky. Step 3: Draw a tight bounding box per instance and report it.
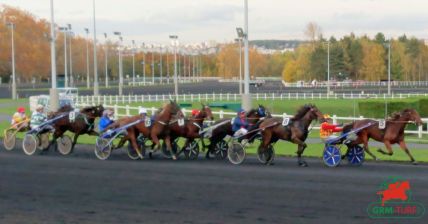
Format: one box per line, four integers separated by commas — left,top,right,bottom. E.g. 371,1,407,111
2,0,427,45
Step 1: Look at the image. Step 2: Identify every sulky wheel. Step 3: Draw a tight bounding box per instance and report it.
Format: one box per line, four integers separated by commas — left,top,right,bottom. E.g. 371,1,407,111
38,133,50,151
22,134,38,156
257,144,275,165
161,140,178,159
183,140,200,160
227,142,246,165
213,140,228,159
94,137,112,160
3,129,16,151
57,135,73,155
127,137,146,160
346,145,365,166
323,145,342,167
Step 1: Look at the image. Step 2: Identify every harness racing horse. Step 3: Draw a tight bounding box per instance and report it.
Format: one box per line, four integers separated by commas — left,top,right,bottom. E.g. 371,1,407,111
149,100,183,160
258,104,325,166
205,105,269,159
342,108,423,164
167,104,214,158
47,104,104,154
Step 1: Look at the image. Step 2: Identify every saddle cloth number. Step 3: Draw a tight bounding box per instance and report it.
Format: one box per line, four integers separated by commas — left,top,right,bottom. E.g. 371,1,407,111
178,119,185,127
69,111,76,123
282,117,290,126
144,119,151,127
378,119,386,129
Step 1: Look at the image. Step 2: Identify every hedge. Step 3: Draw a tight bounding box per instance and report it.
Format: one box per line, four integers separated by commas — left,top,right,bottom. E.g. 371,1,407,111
358,100,420,118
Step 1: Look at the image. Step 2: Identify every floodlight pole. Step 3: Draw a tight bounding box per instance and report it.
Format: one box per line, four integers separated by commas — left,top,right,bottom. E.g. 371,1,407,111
388,42,391,95
242,0,252,110
170,35,179,96
68,24,73,87
85,28,90,88
132,40,136,86
49,0,59,111
92,0,99,96
327,41,330,95
7,23,17,99
114,32,123,95
104,33,109,88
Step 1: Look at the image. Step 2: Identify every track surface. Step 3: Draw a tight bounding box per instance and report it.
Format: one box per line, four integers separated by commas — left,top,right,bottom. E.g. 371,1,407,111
1,141,427,224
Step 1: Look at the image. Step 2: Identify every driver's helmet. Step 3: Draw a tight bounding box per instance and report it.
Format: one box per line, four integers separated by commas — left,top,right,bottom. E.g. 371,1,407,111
191,109,200,116
139,107,148,115
17,107,25,113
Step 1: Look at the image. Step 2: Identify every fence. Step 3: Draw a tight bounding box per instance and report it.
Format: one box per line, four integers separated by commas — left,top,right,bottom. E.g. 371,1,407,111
76,92,428,105
75,103,428,138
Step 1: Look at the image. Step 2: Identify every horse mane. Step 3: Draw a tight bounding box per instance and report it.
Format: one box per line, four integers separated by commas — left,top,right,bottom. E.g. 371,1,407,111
246,109,258,117
291,104,313,121
48,104,73,118
388,108,413,121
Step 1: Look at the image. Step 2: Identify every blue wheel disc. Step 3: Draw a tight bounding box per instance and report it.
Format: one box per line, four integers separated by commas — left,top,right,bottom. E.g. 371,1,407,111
323,145,341,167
346,145,365,165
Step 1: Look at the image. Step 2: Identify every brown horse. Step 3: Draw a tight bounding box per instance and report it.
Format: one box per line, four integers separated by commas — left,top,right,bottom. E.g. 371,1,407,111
342,108,423,164
206,105,270,159
168,104,214,157
48,104,104,153
150,100,183,159
106,101,182,159
258,104,325,166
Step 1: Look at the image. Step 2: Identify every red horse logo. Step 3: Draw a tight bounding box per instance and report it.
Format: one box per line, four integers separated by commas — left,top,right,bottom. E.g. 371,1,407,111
377,181,410,206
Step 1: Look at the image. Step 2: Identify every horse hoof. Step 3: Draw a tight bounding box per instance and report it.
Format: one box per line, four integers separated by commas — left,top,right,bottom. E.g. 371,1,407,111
375,158,381,161
172,155,177,160
412,161,418,165
298,161,308,167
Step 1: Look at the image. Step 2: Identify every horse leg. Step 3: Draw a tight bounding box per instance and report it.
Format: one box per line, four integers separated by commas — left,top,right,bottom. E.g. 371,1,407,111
377,141,394,156
291,137,308,167
151,133,161,151
71,133,79,152
399,140,417,164
165,135,177,160
128,132,143,159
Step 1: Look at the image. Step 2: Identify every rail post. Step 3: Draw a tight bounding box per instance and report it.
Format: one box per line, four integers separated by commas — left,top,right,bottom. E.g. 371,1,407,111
114,104,118,120
151,107,156,116
126,105,130,116
219,110,224,119
418,125,423,138
332,115,337,124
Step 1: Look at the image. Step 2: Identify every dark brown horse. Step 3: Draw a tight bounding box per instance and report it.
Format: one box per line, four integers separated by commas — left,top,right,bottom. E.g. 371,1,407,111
206,105,270,159
258,104,325,166
48,104,104,153
342,108,423,164
168,104,214,156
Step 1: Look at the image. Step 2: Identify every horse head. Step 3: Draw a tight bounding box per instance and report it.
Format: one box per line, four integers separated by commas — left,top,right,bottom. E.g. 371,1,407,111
80,104,104,118
200,103,214,121
401,108,423,126
293,104,324,122
307,104,325,122
164,100,183,119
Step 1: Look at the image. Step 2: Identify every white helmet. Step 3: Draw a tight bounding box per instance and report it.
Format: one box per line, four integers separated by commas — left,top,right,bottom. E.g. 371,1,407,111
36,104,44,111
139,107,148,115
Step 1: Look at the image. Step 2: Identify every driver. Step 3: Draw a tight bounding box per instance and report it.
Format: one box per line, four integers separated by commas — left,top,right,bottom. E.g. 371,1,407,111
99,109,115,132
232,109,249,137
11,107,29,129
320,114,343,143
30,104,54,133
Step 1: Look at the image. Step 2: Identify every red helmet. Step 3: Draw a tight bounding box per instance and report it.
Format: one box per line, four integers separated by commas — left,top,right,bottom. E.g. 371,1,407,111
17,107,25,113
191,109,200,116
